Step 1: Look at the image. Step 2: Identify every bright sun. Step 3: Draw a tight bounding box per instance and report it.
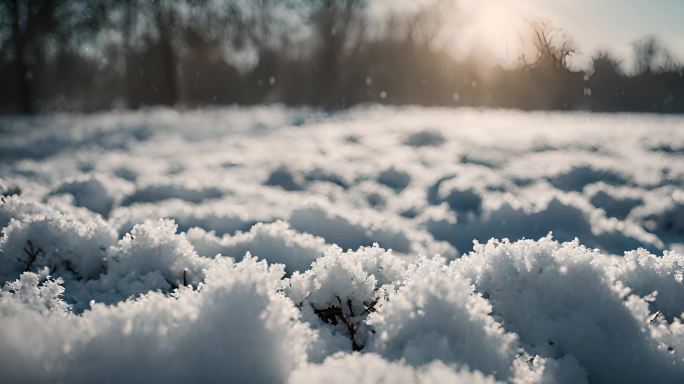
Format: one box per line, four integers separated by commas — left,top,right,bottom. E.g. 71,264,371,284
453,0,529,64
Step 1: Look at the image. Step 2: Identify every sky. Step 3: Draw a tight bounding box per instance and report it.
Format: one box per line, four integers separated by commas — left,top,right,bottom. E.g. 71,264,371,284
377,0,684,71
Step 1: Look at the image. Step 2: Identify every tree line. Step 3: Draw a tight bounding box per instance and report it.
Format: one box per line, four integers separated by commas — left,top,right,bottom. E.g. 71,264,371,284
1,0,683,114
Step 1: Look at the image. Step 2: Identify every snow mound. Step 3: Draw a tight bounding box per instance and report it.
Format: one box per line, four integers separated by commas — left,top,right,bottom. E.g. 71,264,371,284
289,201,412,253
611,248,684,319
103,219,212,297
0,210,116,283
1,195,58,230
455,236,684,382
549,164,629,191
50,174,133,216
630,188,684,240
122,180,225,206
368,256,519,379
426,191,663,255
584,182,643,219
287,244,404,353
289,353,499,384
186,220,326,274
0,257,313,384
0,178,22,197
110,199,263,237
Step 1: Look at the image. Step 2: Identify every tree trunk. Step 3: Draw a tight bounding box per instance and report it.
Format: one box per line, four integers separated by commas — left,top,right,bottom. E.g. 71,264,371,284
123,0,139,109
154,0,178,106
11,0,33,114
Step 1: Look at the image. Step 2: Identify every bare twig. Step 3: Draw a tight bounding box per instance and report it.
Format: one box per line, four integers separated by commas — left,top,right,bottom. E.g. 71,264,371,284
648,310,663,324
18,240,44,272
311,296,380,352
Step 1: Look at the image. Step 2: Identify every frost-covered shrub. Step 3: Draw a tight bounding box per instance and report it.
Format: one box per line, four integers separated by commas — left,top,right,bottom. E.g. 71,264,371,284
186,220,327,274
368,256,519,379
0,272,76,384
289,353,499,384
104,219,211,297
0,271,70,315
454,236,684,382
288,244,404,352
0,257,314,384
0,212,117,283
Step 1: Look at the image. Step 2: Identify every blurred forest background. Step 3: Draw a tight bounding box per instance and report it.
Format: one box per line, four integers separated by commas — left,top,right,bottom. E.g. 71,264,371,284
1,0,683,114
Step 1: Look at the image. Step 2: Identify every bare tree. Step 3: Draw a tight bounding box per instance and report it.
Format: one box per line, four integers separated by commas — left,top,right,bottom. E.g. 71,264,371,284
632,36,680,75
402,0,450,48
307,0,367,107
1,0,62,113
633,36,659,75
151,0,180,106
528,21,576,70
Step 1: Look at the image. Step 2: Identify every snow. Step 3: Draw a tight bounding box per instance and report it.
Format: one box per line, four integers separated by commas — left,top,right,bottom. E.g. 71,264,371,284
0,258,312,383
455,236,682,382
0,106,683,382
186,220,327,275
289,353,500,384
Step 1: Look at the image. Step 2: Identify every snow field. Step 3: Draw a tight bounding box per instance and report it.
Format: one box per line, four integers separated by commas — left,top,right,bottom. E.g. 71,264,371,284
1,106,683,383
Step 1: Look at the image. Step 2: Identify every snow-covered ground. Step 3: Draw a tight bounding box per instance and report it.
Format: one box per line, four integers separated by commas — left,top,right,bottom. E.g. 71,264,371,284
1,106,683,383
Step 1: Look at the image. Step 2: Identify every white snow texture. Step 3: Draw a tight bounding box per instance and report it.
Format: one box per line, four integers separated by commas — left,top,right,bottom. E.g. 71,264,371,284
1,106,683,383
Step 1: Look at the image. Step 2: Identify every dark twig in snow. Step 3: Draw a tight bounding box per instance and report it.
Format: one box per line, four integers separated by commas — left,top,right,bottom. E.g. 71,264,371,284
166,278,178,290
361,298,379,315
648,310,663,324
166,269,190,291
311,295,379,352
18,240,44,272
